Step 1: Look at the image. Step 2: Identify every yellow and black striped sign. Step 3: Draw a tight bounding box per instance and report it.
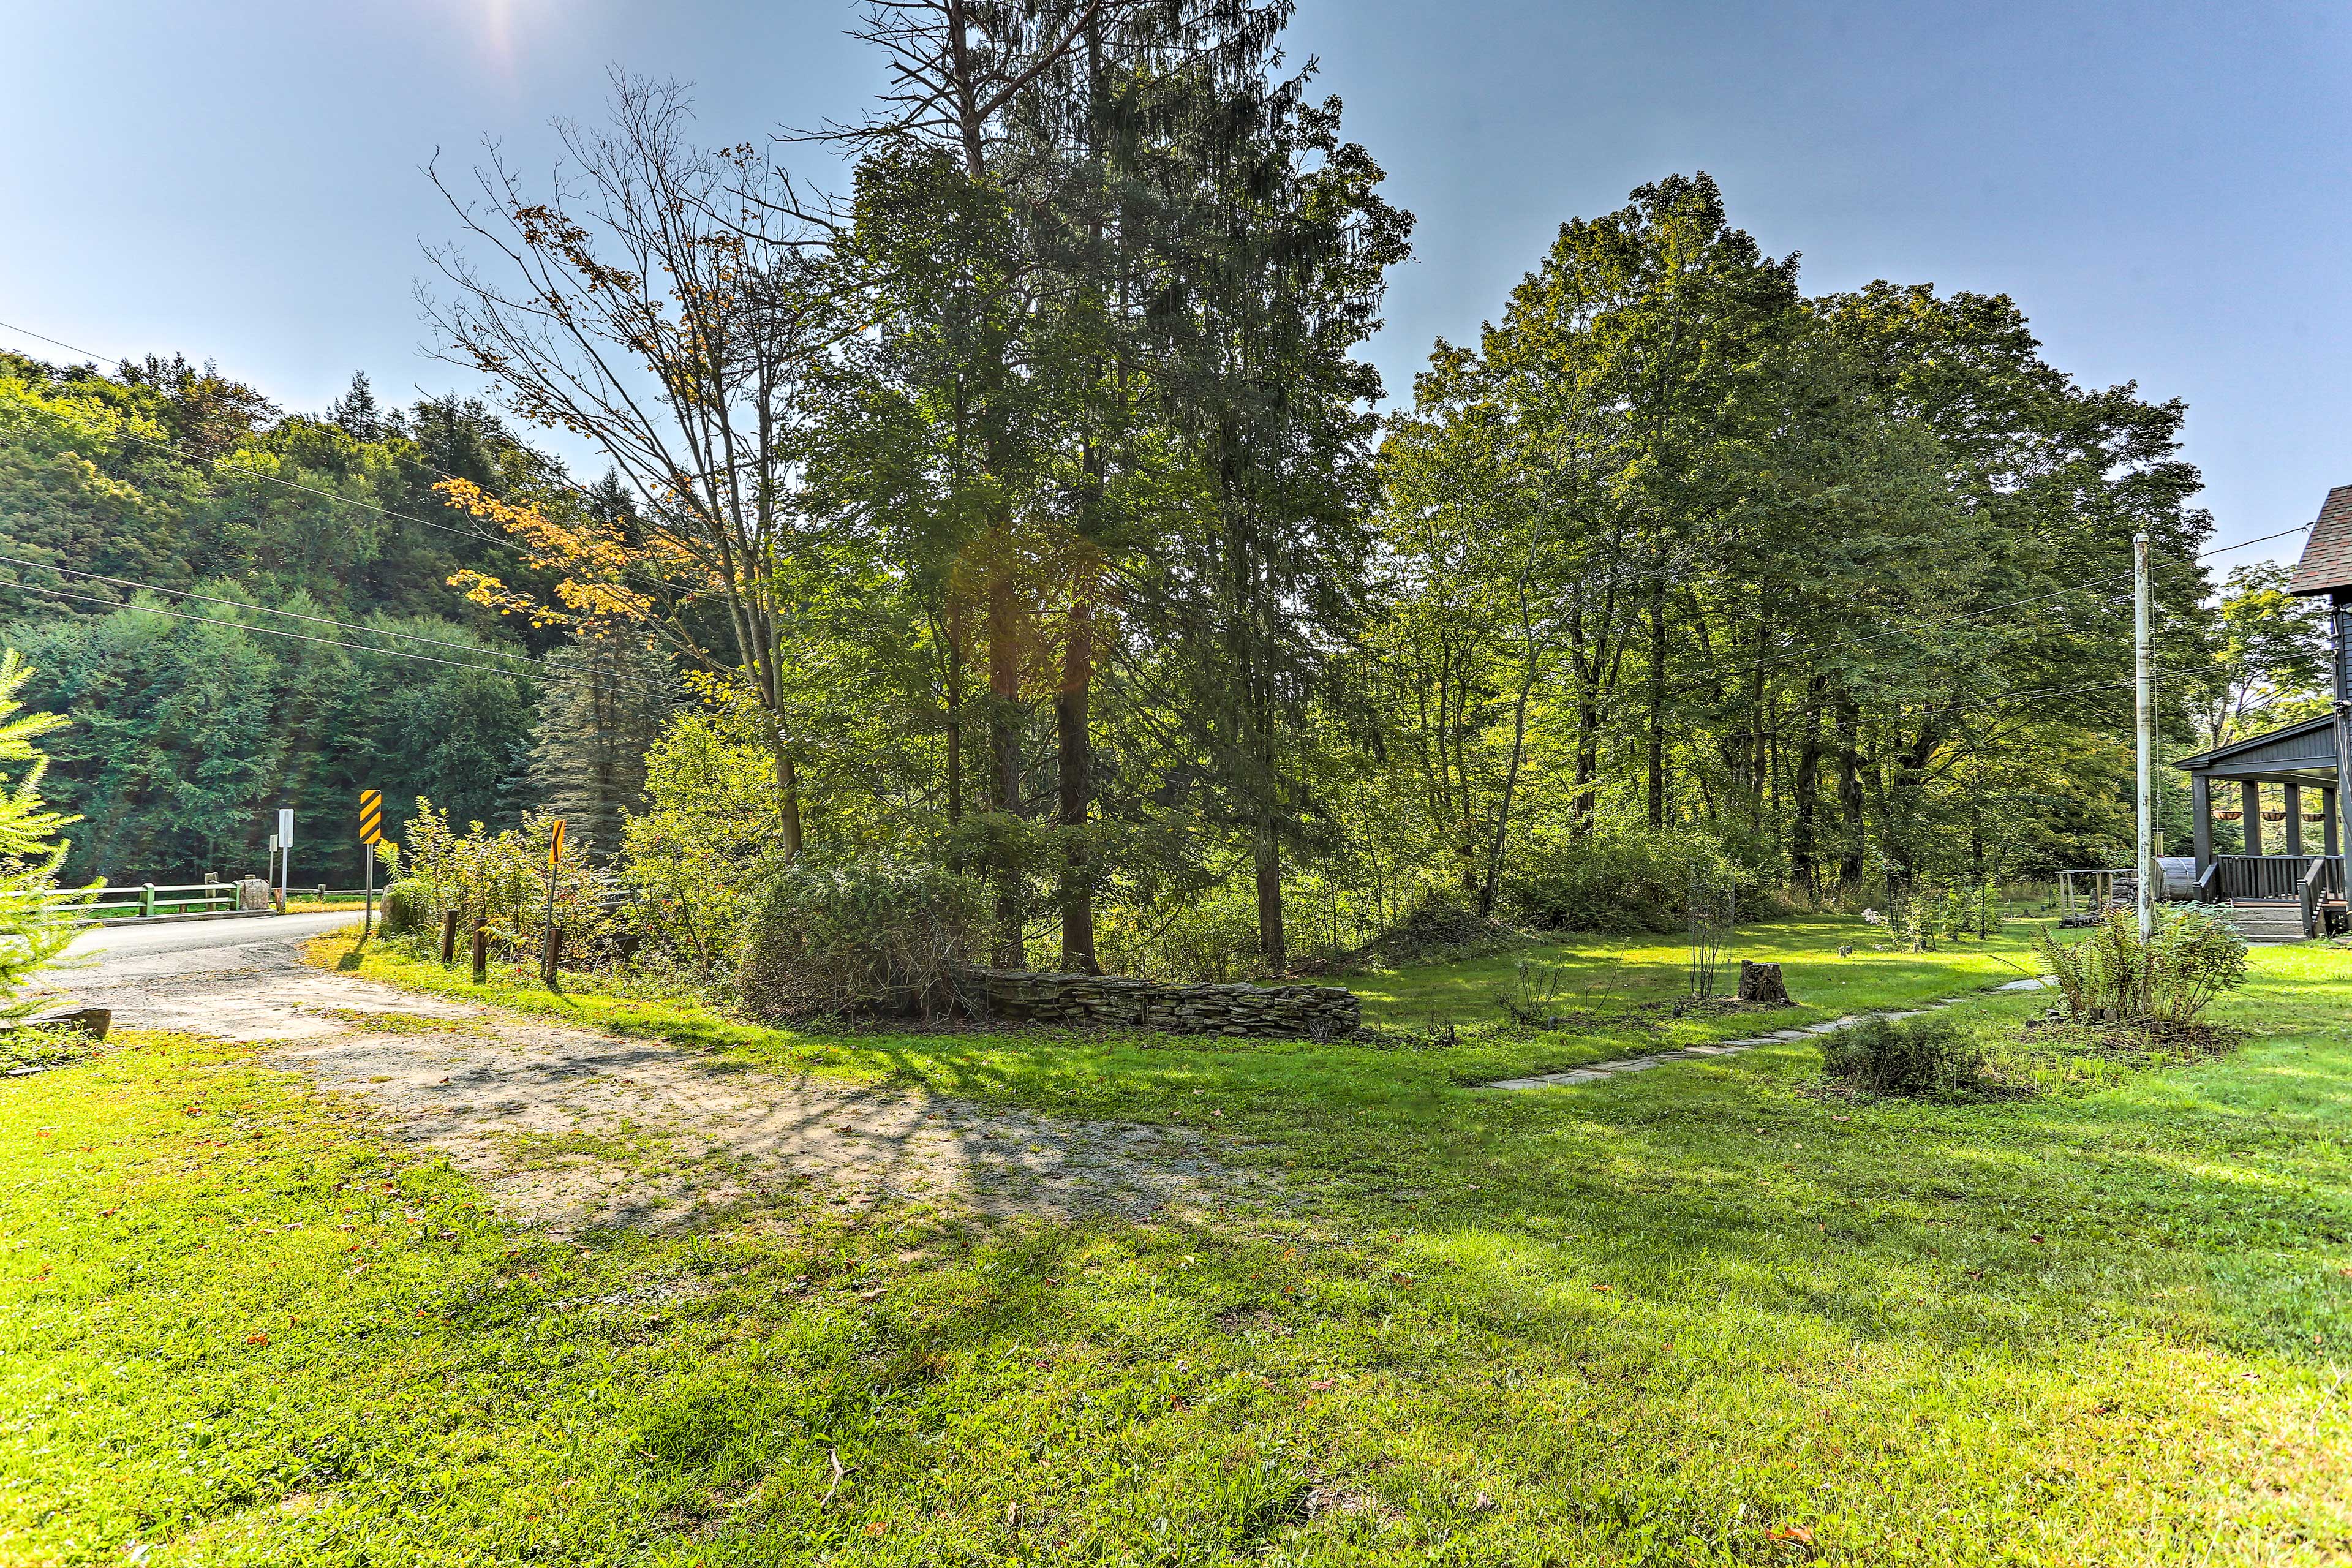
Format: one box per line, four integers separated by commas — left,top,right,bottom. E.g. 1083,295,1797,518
358,790,383,846
548,816,565,870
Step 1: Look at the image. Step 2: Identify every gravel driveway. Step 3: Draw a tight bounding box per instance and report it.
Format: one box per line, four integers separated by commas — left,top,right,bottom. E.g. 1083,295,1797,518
51,916,1266,1232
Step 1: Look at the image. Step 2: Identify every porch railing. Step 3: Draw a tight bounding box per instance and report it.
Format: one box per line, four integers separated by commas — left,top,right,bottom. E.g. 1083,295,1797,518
2209,854,2342,902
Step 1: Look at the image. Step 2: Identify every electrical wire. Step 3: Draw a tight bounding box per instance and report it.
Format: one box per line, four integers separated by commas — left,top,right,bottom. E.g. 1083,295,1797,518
0,572,690,702
0,552,543,671
0,579,552,681
0,318,690,594
2,315,2312,743
0,552,685,702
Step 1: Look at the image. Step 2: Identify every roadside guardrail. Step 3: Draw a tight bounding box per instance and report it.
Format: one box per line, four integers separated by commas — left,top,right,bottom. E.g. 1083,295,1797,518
40,883,378,922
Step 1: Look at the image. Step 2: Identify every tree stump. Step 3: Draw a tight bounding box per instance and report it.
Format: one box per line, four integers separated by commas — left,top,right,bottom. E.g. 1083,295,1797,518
1736,960,1791,1006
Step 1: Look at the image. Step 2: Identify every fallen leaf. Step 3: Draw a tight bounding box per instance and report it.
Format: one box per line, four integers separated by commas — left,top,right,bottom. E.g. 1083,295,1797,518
2030,1234,2045,1244
1390,1272,1414,1286
1306,1378,1336,1392
1768,1523,1815,1544
99,1208,119,1218
246,1332,270,1346
1593,1283,1613,1293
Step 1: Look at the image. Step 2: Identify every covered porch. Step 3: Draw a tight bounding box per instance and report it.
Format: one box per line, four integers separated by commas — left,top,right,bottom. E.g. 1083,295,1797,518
2176,714,2346,938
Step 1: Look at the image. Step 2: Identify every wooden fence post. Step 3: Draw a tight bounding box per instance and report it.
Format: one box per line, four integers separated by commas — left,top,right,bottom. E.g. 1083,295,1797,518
440,909,459,965
470,921,488,983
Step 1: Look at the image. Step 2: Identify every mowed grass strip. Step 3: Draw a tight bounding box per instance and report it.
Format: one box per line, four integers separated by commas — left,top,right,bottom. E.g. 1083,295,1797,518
1,932,2347,1563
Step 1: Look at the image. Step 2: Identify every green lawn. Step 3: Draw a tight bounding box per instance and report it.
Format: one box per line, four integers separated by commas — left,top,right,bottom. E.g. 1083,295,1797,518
5,921,2350,1564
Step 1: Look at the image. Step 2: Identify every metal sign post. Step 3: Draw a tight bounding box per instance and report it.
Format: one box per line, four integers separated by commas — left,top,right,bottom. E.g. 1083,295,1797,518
542,818,566,986
277,809,294,914
360,790,383,936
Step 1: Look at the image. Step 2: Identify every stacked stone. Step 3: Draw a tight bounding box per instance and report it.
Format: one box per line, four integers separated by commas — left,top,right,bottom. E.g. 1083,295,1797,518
963,969,1358,1039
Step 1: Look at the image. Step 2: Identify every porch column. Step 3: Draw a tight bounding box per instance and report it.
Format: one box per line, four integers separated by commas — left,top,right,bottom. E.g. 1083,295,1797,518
2336,595,2352,879
2243,780,2263,857
2286,782,2305,857
2192,773,2212,872
2328,787,2341,857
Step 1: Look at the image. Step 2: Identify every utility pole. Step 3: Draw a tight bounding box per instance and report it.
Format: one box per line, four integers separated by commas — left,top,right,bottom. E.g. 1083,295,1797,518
2135,532,2156,940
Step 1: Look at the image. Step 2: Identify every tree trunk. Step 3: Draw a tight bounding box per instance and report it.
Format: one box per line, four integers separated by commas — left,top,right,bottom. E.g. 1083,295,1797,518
1791,686,1826,899
1745,612,1771,824
1479,658,1538,917
1646,587,1667,829
753,704,805,862
943,614,966,868
987,541,1024,968
1834,692,1866,888
1254,827,1285,974
1056,595,1098,973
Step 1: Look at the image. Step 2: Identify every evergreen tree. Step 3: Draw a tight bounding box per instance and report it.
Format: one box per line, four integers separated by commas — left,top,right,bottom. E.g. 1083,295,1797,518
525,638,680,858
1135,45,1412,968
0,650,83,1011
326,371,394,442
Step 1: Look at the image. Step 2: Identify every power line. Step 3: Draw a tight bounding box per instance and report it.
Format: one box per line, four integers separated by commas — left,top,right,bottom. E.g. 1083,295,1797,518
0,567,683,702
0,320,111,363
1360,521,2316,770
0,579,551,682
1616,520,2314,722
0,552,544,673
0,318,685,593
4,314,2310,741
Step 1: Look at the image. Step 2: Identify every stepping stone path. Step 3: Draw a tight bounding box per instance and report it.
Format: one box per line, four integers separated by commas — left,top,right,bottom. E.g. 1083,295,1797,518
1480,975,2049,1091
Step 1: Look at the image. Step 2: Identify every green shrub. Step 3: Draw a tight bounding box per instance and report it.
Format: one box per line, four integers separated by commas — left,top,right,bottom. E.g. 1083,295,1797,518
1502,824,1740,935
380,880,432,937
392,800,621,963
738,859,988,1021
2035,905,2248,1025
1821,1016,1992,1098
620,710,795,982
1360,894,1521,963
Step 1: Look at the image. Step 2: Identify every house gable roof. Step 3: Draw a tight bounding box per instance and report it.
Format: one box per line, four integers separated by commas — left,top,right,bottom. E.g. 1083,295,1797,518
2174,714,2337,777
2287,484,2352,597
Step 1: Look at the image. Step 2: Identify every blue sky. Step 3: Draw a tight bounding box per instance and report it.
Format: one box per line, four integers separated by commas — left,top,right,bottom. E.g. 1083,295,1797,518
4,0,2345,575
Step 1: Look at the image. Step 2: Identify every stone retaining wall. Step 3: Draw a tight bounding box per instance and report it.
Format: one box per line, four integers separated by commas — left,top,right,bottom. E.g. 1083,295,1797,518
965,968,1359,1039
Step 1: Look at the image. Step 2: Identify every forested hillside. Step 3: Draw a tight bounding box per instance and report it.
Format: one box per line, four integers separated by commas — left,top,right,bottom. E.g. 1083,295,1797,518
0,350,595,885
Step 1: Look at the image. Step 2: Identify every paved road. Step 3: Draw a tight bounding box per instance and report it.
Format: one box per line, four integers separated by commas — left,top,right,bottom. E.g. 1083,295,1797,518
66,910,361,965
54,911,364,1036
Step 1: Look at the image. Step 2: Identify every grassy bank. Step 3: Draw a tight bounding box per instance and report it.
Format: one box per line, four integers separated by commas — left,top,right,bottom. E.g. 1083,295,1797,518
4,924,2349,1564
